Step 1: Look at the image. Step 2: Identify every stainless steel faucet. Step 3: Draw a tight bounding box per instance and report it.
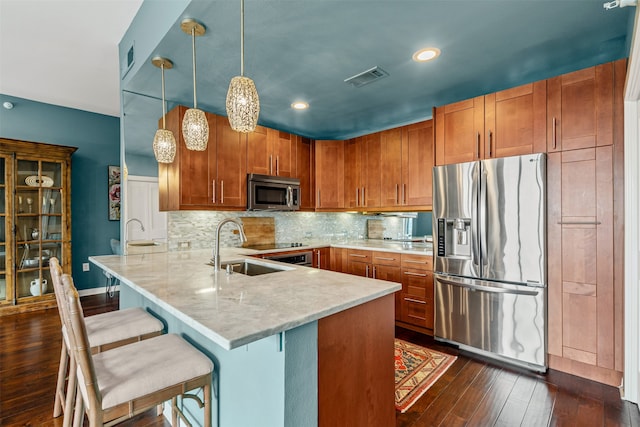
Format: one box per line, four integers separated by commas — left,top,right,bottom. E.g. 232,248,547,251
125,218,145,244
213,218,247,271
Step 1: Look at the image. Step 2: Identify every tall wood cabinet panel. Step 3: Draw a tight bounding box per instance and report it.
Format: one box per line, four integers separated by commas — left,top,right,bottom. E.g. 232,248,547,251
0,139,75,315
296,136,315,210
344,138,362,209
159,106,246,211
547,62,614,152
546,59,625,387
547,147,620,386
247,127,295,177
344,134,381,209
315,140,344,210
246,125,270,175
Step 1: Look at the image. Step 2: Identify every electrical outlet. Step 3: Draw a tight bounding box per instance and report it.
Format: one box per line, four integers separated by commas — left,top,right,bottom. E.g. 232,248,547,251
82,262,90,272
179,241,191,250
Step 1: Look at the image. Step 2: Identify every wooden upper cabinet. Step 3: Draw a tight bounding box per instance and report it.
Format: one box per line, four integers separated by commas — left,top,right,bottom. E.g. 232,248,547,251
380,128,404,207
435,96,485,165
215,115,247,208
402,120,434,207
246,125,270,175
247,127,295,177
315,140,344,209
159,106,245,211
547,62,615,152
159,105,217,210
485,81,547,158
363,133,382,208
344,138,362,209
295,136,315,210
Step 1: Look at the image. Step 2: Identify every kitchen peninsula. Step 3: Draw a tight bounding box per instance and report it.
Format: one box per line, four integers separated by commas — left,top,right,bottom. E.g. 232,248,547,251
89,248,400,427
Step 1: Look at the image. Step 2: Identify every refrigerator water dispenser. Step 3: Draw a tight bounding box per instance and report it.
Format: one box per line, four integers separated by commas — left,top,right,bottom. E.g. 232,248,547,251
437,218,471,258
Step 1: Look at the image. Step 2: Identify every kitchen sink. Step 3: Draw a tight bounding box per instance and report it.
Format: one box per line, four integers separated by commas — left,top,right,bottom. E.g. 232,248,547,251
208,259,292,276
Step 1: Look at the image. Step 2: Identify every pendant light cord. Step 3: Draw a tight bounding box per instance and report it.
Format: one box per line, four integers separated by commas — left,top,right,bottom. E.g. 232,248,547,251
240,0,245,77
191,27,198,108
161,63,167,129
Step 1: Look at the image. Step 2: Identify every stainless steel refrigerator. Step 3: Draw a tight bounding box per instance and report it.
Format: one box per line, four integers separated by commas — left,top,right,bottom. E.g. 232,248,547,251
432,153,547,372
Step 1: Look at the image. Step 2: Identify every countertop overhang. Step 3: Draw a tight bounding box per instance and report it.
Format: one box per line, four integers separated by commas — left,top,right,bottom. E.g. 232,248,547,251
89,248,401,351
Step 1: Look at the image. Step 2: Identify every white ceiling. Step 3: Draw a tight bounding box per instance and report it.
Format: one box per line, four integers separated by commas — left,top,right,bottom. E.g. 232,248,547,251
0,0,143,117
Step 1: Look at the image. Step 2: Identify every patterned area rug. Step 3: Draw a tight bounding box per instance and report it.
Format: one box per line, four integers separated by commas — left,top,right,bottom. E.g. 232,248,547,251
395,339,457,413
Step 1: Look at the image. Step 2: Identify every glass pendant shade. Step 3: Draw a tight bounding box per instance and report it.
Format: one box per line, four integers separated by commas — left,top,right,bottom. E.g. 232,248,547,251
226,76,260,133
182,108,209,151
153,129,177,163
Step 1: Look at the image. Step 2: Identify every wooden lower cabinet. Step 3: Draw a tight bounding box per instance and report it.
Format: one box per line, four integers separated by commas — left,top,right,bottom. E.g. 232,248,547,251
329,247,347,273
547,145,623,386
397,254,434,333
312,247,331,270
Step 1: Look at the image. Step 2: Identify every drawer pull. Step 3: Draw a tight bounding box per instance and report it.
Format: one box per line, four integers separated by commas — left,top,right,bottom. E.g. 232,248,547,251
349,254,367,258
404,260,429,264
376,257,397,261
404,297,426,304
404,271,427,277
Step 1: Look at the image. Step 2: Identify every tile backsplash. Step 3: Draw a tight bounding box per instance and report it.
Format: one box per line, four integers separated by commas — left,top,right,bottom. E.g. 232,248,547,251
167,211,414,251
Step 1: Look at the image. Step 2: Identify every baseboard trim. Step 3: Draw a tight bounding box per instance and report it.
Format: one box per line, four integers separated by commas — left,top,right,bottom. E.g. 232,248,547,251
77,285,120,297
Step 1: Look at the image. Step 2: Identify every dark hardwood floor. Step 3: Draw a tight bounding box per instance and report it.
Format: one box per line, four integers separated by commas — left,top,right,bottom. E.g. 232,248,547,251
1,293,639,426
395,328,640,427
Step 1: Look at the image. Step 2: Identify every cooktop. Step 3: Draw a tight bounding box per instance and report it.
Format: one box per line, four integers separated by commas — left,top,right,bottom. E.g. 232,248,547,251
244,243,307,251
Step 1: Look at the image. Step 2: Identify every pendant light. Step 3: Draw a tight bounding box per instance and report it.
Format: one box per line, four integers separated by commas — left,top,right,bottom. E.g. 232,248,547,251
226,0,260,133
151,57,176,164
180,19,209,151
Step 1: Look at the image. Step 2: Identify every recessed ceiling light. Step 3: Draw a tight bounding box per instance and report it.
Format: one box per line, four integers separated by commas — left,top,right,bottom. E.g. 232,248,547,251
412,47,441,62
291,101,309,110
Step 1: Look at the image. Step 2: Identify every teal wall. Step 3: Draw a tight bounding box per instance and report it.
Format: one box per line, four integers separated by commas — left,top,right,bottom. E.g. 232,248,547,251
0,94,120,290
125,152,158,177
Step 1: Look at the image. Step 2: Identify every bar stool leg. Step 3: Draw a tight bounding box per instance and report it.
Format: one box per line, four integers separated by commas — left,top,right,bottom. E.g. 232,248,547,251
63,355,77,427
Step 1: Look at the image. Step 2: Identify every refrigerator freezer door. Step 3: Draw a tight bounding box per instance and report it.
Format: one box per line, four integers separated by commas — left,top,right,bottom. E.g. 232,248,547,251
434,274,547,371
432,161,480,278
480,153,546,285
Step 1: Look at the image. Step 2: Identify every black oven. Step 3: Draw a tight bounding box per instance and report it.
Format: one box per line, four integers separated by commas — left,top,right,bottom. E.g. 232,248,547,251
262,251,312,266
247,174,300,211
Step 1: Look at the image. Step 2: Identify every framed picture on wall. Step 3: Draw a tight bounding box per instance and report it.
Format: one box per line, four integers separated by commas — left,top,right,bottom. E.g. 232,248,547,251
108,165,121,221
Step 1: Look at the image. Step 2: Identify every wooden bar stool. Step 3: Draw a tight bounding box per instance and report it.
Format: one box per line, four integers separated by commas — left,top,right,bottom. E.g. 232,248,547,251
50,258,164,425
61,273,213,426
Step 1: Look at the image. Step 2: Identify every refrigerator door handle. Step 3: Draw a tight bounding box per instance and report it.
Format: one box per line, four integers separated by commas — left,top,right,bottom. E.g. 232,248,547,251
471,162,481,274
437,276,541,297
478,162,488,275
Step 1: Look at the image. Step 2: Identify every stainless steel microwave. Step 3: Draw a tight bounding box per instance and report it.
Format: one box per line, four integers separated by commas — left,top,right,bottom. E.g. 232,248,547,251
247,174,300,211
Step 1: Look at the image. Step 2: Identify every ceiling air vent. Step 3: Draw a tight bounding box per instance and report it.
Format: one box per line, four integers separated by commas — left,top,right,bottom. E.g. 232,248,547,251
344,66,389,88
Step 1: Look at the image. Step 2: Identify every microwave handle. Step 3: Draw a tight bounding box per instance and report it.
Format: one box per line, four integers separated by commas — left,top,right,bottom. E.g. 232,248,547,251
286,185,292,208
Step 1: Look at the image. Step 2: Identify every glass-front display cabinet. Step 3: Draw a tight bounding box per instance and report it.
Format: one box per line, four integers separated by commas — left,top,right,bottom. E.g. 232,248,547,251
0,139,76,314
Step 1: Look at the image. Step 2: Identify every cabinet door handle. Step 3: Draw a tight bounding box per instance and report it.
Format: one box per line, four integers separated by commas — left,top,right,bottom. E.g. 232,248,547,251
488,130,493,158
403,184,406,205
552,117,557,149
269,155,273,175
476,132,481,159
212,180,216,204
362,187,366,207
404,297,426,304
349,254,367,258
395,184,399,205
316,250,321,268
372,266,376,279
276,156,279,176
220,181,224,204
356,188,359,207
404,271,428,277
365,265,369,278
557,221,601,225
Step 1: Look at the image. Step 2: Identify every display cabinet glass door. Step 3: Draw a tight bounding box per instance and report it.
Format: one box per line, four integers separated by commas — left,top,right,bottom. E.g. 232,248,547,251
15,159,64,300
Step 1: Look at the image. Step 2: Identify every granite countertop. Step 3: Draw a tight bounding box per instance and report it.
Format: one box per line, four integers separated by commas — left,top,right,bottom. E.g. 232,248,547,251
89,248,400,351
237,239,434,256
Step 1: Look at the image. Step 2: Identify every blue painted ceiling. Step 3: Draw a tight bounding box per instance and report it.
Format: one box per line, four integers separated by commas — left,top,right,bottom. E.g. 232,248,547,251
123,0,633,157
